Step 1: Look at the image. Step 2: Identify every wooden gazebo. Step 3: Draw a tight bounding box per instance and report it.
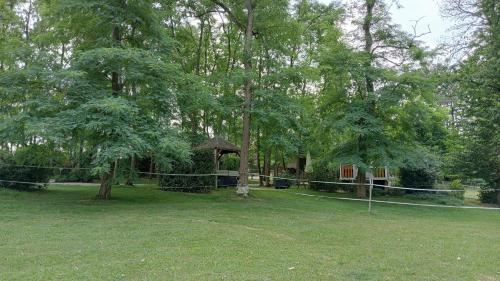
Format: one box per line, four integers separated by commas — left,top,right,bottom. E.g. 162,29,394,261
194,136,240,174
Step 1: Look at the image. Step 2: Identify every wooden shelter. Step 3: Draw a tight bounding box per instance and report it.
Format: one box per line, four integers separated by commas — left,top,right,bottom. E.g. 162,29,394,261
339,164,358,180
339,164,391,186
194,136,240,171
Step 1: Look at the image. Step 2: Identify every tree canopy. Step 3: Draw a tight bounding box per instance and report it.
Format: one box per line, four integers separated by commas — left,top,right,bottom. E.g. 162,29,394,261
0,0,498,202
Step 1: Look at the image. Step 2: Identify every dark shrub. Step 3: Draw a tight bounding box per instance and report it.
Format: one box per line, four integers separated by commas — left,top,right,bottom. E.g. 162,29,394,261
55,168,96,183
371,188,387,197
308,160,334,191
448,180,465,200
479,185,498,204
0,166,49,190
0,146,54,190
400,167,437,190
308,161,353,192
219,156,239,171
273,172,294,189
159,149,215,192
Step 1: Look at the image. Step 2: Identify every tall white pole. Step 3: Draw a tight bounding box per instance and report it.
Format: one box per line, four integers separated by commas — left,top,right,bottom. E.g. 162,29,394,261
214,149,218,189
368,175,373,214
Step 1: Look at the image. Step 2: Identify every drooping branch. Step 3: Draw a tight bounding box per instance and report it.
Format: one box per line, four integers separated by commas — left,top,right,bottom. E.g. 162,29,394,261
210,0,246,32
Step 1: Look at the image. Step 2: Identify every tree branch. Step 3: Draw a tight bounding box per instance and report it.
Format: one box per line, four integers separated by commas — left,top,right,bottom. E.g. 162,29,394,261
210,0,246,32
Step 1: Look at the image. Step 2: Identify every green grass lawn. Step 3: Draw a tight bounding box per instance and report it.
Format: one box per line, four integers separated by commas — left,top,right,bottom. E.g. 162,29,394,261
1,184,499,281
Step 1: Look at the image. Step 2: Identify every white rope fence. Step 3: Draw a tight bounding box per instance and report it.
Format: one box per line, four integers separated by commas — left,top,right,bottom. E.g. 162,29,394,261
0,179,46,186
1,164,499,211
290,192,500,210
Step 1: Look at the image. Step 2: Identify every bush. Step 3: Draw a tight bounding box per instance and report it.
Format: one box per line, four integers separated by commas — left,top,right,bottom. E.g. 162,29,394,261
400,167,437,190
479,185,498,204
159,149,215,193
403,193,464,206
371,188,387,197
308,160,334,191
0,166,49,190
0,146,53,190
55,168,96,183
219,156,239,171
448,180,465,200
308,161,353,192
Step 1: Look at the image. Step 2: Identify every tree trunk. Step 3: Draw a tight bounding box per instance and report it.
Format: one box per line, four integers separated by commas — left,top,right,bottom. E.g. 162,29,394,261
281,152,286,172
195,17,205,76
356,169,367,198
354,0,375,198
112,160,118,183
264,149,271,187
98,168,114,199
149,155,154,179
111,25,121,96
236,0,254,196
125,155,135,186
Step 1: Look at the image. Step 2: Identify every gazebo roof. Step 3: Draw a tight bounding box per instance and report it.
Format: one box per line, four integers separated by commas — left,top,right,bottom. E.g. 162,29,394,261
194,136,240,153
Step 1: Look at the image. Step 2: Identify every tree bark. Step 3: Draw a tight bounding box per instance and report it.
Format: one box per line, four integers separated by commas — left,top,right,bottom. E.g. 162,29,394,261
125,155,135,186
264,149,271,187
236,0,254,196
98,166,114,199
149,155,154,179
111,25,121,96
195,17,205,76
356,168,367,198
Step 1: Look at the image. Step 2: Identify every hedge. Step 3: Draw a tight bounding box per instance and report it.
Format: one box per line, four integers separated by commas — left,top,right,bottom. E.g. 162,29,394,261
159,149,215,193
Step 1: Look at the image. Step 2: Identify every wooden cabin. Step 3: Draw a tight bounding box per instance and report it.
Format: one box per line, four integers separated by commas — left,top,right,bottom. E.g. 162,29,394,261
339,164,391,187
339,164,358,180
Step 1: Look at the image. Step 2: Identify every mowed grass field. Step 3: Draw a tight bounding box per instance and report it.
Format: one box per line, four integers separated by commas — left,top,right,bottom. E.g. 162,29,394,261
1,184,499,281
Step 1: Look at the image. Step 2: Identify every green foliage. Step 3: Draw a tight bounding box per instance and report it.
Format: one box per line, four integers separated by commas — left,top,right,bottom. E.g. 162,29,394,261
159,149,214,193
219,156,239,171
400,167,437,190
479,186,498,204
0,147,53,190
448,180,465,200
0,0,496,202
308,160,354,193
55,169,96,183
403,193,464,206
12,144,66,167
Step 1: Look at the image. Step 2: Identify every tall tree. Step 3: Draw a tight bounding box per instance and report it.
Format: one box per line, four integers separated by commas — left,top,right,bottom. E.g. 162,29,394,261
39,0,193,199
441,0,500,203
318,0,440,198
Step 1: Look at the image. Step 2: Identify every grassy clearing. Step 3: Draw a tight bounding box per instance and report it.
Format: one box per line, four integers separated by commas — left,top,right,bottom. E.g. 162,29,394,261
1,184,499,281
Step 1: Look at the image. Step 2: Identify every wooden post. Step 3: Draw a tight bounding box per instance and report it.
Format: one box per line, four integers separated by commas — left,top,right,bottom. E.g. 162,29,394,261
368,175,373,214
214,148,219,189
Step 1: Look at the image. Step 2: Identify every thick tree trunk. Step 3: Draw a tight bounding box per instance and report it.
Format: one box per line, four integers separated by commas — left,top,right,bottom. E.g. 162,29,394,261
98,168,114,200
356,169,367,198
236,0,254,196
